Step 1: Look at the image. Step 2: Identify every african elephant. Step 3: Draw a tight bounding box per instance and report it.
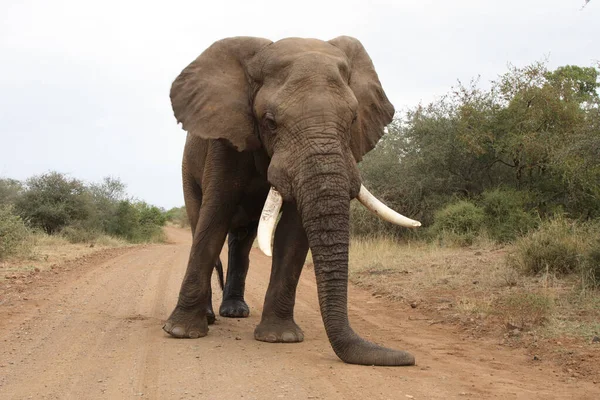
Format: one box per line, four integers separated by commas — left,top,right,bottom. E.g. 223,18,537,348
163,36,421,366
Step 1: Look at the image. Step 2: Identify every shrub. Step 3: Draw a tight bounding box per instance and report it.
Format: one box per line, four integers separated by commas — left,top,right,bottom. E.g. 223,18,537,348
479,188,538,243
0,178,23,206
137,202,167,227
15,172,91,234
510,218,600,290
165,206,189,228
107,200,166,243
508,217,585,276
135,223,166,243
4,173,166,246
430,200,484,246
108,200,141,240
0,205,30,260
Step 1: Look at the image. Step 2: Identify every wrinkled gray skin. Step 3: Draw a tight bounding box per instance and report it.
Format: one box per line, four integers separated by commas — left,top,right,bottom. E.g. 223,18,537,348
163,36,415,366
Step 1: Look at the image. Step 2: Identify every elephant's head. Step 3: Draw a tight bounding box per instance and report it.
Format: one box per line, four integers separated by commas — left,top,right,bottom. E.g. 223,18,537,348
170,36,420,366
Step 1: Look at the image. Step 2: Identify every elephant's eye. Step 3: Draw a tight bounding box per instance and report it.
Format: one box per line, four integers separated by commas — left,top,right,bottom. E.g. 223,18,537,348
264,114,277,131
351,114,358,124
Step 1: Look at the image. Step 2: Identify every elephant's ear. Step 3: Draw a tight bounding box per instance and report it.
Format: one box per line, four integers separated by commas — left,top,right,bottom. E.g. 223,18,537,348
328,36,395,162
170,37,272,151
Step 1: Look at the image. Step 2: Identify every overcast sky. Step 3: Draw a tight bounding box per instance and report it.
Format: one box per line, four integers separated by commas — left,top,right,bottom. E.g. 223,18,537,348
1,0,597,208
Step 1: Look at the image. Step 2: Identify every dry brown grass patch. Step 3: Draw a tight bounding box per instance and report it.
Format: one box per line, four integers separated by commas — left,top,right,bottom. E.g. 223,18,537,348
1,231,130,276
346,235,600,343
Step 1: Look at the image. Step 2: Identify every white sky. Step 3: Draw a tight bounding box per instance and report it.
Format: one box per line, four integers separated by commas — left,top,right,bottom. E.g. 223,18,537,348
0,0,598,208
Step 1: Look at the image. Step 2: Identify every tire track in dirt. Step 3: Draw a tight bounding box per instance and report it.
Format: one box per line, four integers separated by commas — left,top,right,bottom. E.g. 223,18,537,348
0,226,598,399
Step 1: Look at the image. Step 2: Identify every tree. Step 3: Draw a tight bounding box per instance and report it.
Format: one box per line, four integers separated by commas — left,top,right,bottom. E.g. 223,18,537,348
0,178,23,206
355,61,600,236
86,176,128,233
15,172,91,234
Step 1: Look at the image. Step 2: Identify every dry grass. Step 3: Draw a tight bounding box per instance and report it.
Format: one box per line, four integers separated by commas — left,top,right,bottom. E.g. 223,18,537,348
508,217,600,290
348,235,509,302
345,236,600,342
0,231,130,275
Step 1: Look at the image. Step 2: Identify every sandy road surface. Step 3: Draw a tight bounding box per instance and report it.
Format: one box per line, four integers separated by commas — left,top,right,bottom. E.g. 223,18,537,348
0,227,598,400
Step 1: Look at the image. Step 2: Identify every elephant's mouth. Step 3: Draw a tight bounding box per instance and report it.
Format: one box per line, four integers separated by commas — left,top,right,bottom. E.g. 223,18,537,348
257,185,420,257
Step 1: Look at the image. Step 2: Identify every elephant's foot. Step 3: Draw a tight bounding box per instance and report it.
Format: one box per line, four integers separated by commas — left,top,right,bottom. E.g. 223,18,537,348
254,319,304,343
219,298,250,318
206,304,216,325
163,306,209,338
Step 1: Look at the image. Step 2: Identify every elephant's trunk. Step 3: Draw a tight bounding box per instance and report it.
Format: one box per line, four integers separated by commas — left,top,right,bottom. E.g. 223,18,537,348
294,156,415,366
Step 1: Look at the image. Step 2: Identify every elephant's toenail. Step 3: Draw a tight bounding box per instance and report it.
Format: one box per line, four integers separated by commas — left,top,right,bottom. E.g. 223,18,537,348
189,331,200,339
266,334,277,342
281,332,295,342
171,326,186,337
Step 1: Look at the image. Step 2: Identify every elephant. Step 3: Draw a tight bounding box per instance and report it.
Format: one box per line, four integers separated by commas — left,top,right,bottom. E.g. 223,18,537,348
163,36,421,366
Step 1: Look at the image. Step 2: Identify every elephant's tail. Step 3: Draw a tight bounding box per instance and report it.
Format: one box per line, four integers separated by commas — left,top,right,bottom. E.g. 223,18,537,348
215,258,224,290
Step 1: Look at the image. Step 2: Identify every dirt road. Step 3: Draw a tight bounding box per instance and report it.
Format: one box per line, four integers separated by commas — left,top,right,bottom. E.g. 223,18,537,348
1,227,597,399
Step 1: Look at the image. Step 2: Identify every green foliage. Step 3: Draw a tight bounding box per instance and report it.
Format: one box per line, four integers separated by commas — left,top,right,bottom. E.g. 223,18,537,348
165,206,189,228
0,205,30,260
108,200,166,243
0,178,23,205
430,200,485,246
109,200,139,239
354,61,600,239
479,188,538,243
3,172,166,245
15,172,91,234
544,65,599,104
138,202,167,227
85,176,127,234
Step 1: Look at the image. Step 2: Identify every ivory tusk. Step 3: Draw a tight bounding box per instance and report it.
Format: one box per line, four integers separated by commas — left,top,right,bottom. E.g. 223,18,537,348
357,185,421,228
257,187,283,257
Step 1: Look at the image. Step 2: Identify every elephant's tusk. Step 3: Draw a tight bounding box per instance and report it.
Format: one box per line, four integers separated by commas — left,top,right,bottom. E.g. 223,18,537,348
357,184,421,228
257,187,283,257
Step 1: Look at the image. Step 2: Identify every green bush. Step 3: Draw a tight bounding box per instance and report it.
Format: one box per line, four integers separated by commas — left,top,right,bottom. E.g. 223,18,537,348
108,200,140,240
479,188,538,243
4,173,167,246
137,202,166,227
0,178,22,206
15,172,91,234
107,200,166,243
0,205,30,260
508,217,591,277
430,200,485,246
135,223,167,243
165,206,189,228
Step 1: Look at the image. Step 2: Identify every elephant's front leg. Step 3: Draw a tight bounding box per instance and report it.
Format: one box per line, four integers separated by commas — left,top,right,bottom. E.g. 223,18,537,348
254,202,308,343
163,204,233,339
219,222,258,318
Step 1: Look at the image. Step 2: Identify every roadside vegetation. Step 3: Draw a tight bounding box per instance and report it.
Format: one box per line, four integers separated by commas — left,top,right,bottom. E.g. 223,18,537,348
345,61,600,376
164,205,190,228
0,173,169,265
